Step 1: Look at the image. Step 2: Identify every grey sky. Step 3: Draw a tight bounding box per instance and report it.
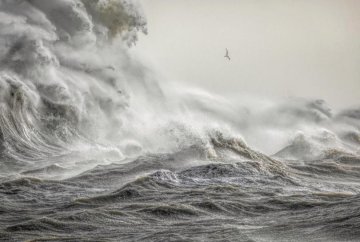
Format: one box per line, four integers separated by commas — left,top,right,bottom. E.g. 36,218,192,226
135,0,360,108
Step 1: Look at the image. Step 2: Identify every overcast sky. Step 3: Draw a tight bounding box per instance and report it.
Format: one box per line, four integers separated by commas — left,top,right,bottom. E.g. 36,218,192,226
134,0,360,108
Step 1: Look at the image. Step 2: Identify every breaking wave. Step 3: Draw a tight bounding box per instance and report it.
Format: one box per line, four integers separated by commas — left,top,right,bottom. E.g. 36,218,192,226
0,1,359,241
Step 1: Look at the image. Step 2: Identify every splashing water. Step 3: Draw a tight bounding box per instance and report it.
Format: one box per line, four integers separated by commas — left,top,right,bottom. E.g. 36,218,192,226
0,1,360,241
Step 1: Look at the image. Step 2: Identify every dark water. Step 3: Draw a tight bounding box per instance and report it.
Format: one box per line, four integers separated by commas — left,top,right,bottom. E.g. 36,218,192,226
1,137,360,242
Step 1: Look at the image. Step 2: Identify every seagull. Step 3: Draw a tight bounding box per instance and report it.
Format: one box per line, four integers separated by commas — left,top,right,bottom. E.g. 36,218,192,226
224,48,230,60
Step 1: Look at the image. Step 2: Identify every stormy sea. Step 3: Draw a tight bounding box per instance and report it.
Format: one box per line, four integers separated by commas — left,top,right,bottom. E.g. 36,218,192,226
0,1,359,241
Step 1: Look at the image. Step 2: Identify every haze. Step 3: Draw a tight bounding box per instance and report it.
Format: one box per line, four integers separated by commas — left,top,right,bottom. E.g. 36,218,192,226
135,0,360,108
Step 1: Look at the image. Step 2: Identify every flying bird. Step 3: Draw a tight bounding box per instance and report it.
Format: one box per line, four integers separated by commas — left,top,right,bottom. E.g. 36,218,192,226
224,48,230,60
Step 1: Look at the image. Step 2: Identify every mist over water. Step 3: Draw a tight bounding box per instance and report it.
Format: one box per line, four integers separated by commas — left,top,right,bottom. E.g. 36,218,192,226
0,1,360,241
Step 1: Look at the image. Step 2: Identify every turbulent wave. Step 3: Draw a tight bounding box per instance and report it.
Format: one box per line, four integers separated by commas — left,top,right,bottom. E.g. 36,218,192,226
0,1,359,241
0,0,149,171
